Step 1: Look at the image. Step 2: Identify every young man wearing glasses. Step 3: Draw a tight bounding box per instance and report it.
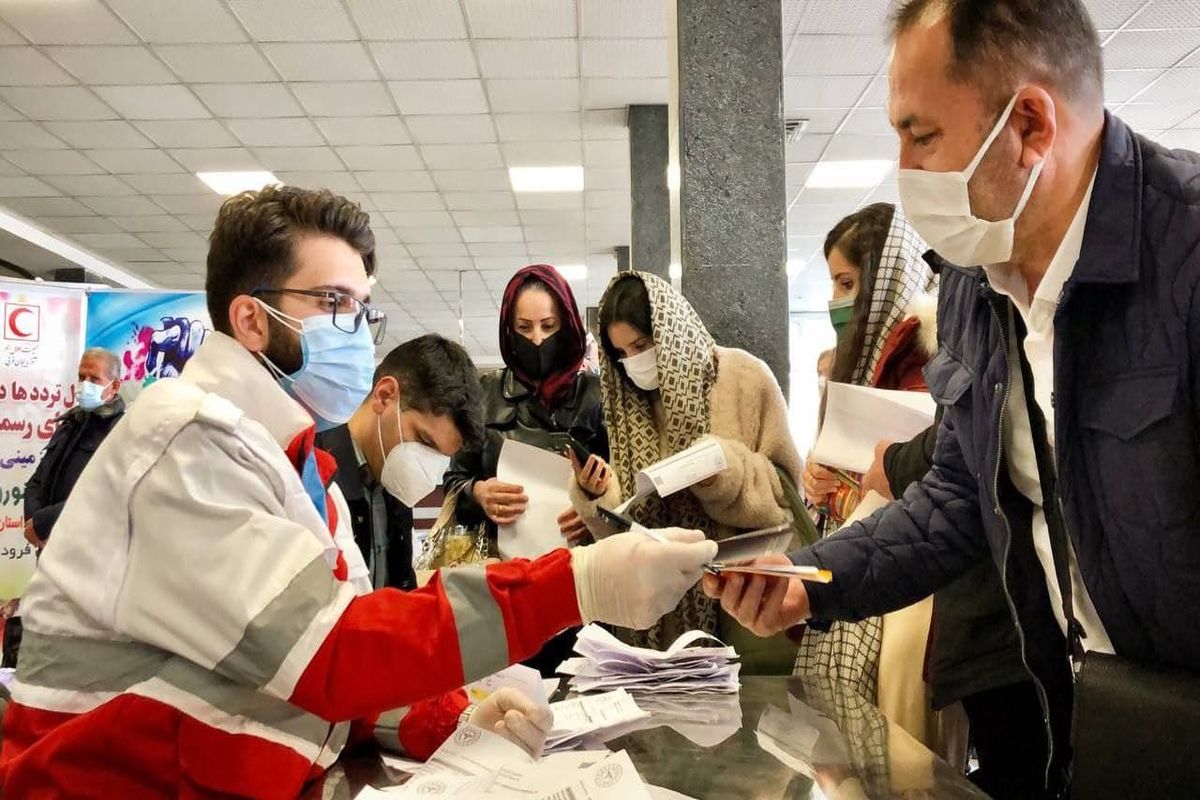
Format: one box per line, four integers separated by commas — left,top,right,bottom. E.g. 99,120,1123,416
0,186,717,797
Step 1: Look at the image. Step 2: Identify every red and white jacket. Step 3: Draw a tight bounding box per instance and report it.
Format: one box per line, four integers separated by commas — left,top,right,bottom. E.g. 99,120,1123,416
1,333,582,799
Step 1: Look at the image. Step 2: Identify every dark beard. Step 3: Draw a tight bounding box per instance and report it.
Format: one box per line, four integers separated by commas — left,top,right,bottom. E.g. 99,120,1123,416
262,314,304,376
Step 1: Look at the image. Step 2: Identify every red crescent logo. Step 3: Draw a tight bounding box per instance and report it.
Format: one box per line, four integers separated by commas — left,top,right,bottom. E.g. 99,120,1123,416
8,307,33,338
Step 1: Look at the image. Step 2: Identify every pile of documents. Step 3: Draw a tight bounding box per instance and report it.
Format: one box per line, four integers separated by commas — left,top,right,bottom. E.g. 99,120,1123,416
361,725,657,799
545,688,651,752
559,624,740,695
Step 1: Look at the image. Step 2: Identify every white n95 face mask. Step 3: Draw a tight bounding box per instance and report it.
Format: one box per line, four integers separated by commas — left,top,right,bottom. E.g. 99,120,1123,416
620,346,660,391
378,405,451,507
897,92,1045,267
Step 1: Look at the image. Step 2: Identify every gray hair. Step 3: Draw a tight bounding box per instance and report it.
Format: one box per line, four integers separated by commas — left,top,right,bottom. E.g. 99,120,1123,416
81,347,121,381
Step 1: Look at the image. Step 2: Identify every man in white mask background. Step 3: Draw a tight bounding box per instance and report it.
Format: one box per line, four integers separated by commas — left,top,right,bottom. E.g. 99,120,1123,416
318,334,482,591
707,1,1200,798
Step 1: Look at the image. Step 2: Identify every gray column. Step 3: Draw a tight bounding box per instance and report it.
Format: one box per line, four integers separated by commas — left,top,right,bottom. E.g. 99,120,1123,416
627,104,671,279
614,245,631,272
673,0,789,391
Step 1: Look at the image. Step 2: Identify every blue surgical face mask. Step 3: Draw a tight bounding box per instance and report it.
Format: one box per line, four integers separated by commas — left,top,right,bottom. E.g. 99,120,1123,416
76,380,111,411
255,299,376,431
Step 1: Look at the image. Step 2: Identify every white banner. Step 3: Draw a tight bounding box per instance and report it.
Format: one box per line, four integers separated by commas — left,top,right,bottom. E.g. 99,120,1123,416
0,281,86,599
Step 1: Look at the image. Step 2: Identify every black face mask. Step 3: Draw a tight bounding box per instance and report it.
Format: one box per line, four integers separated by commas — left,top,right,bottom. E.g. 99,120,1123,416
511,332,562,381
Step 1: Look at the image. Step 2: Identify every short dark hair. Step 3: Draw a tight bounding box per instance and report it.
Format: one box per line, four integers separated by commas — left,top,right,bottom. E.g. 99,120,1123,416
598,275,653,364
205,185,376,336
373,334,485,452
890,0,1103,108
824,203,895,385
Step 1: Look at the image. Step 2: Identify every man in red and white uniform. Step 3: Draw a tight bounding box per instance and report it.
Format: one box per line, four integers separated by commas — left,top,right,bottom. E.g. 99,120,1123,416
0,186,716,799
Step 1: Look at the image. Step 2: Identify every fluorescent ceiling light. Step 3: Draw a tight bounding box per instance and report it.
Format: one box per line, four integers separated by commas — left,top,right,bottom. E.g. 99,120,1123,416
197,170,279,195
669,262,682,280
786,259,806,278
0,208,149,288
804,160,894,189
557,264,588,282
508,166,584,193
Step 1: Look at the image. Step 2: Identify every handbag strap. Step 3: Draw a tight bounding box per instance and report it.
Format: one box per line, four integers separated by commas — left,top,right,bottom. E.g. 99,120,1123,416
1009,307,1086,666
430,485,463,536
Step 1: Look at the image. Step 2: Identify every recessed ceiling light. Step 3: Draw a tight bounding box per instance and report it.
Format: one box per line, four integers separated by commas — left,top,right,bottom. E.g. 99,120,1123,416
508,166,584,193
558,264,588,281
197,170,279,195
804,160,894,189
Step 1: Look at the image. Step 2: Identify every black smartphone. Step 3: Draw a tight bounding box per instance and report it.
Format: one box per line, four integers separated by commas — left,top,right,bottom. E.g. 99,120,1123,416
596,504,634,533
546,431,592,464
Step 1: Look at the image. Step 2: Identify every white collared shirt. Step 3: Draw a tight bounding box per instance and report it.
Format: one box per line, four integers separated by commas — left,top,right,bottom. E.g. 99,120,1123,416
983,168,1115,656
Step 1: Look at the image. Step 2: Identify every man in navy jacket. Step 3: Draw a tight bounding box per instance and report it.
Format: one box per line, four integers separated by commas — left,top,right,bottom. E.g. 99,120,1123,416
708,1,1200,797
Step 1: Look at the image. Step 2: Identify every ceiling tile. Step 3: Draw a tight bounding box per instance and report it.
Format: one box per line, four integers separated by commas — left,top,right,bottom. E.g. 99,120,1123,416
393,225,462,243
406,114,496,145
43,120,154,149
476,39,577,79
0,87,117,121
487,79,581,113
368,41,478,80
519,209,585,227
353,170,436,192
473,257,524,271
136,231,207,249
107,0,247,43
1104,30,1200,70
785,108,850,136
1093,0,1170,28
1104,69,1161,105
443,191,515,210
86,147,183,173
432,169,511,191
583,139,625,166
383,209,453,228
462,0,576,38
580,0,665,37
150,194,224,215
1116,103,1196,131
419,143,503,169
516,192,583,210
784,75,874,109
261,42,378,82
368,192,446,211
406,241,469,257
581,78,667,108
0,99,20,121
80,195,165,215
0,0,137,44
133,119,239,148
466,242,527,257
459,225,523,243
0,121,67,149
177,213,218,230
837,107,892,136
389,80,488,115
585,189,626,210
346,0,468,39
336,145,423,171
72,232,145,249
41,173,136,197
227,0,357,42
253,146,343,171
45,45,177,84
43,214,122,232
585,166,628,190
276,171,360,192
153,44,276,83
315,116,410,146
581,39,667,78
111,213,191,232
508,143,586,175
226,118,323,147
784,35,887,77
290,82,394,117
785,133,830,162
194,83,304,118
0,20,21,45
0,47,76,85
417,256,473,270
495,112,582,142
2,197,90,215
94,85,210,120
1158,128,1200,150
1135,69,1200,105
582,109,627,140
166,146,261,171
4,148,104,174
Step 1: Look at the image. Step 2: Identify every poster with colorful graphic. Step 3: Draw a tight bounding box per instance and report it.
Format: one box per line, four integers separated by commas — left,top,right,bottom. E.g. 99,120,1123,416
0,281,86,599
85,290,211,400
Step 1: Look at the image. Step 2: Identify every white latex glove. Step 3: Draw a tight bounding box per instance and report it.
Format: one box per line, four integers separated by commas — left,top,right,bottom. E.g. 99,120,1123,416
571,527,718,630
466,687,554,757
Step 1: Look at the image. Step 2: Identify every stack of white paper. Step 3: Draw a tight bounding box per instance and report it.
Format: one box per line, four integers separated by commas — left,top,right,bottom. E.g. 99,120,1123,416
558,624,741,695
369,725,655,799
811,382,936,474
544,688,652,752
495,438,574,560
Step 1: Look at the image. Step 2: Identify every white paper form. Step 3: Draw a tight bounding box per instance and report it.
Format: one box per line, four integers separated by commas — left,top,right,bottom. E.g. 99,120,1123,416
811,383,936,474
491,751,653,799
467,663,550,706
496,438,574,560
525,750,653,800
615,437,728,512
545,689,650,751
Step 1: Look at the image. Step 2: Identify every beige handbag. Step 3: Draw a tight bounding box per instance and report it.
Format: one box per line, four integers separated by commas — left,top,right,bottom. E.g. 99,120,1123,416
414,486,492,571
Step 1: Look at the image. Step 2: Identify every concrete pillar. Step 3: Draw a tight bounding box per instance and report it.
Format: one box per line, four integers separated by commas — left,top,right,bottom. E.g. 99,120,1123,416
671,0,790,391
627,104,671,279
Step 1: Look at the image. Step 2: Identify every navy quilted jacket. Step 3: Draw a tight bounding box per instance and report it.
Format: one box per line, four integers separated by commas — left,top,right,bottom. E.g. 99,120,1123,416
793,112,1200,788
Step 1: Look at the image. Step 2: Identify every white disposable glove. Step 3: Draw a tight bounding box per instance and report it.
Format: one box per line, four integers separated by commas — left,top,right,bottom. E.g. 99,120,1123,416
466,687,554,757
571,527,717,630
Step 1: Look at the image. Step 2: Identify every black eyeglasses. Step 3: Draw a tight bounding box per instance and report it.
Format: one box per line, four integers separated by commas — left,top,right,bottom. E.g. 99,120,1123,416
252,287,388,345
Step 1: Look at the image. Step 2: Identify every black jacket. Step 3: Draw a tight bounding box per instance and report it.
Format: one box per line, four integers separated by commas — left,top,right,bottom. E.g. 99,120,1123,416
883,417,1029,709
316,424,416,591
443,368,608,535
794,113,1200,790
24,398,124,541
